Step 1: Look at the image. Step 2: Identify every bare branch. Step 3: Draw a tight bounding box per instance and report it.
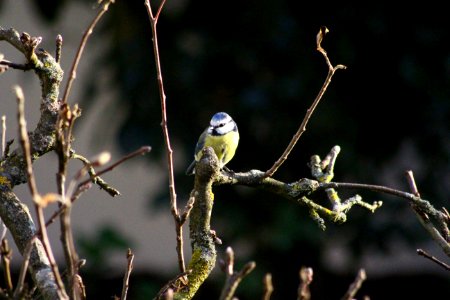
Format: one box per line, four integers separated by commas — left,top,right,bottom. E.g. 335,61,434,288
219,246,256,300
60,0,115,105
55,34,63,64
13,236,36,298
154,270,192,300
417,249,450,271
77,146,151,196
15,86,39,199
121,248,135,300
15,85,68,299
264,27,346,178
262,273,274,300
297,267,313,300
341,268,367,300
1,115,6,157
168,147,220,299
144,0,184,273
1,239,13,293
404,171,450,257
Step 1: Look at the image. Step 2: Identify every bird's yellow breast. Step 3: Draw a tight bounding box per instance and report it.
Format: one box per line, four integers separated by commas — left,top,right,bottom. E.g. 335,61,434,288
195,130,239,168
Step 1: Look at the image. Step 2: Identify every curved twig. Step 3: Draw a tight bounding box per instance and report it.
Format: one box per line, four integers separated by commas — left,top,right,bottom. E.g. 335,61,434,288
264,27,346,178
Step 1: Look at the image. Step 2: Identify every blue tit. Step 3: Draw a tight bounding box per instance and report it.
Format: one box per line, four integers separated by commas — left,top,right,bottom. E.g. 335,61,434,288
186,112,239,175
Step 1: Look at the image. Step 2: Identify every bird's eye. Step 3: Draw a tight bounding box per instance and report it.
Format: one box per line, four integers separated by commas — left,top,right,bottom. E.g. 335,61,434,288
218,123,225,127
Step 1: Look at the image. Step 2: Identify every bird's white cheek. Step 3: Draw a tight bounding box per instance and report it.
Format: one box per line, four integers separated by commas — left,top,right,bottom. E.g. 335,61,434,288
216,122,235,135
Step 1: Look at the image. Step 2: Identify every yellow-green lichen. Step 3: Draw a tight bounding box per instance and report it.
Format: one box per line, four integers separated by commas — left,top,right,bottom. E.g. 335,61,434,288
0,175,11,189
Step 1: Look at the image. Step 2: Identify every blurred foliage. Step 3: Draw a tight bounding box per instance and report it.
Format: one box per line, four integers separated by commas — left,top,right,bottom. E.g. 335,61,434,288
77,225,131,273
6,0,450,298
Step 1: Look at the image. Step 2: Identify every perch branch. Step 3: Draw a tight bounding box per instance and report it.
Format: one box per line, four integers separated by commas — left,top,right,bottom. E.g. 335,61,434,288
166,147,219,300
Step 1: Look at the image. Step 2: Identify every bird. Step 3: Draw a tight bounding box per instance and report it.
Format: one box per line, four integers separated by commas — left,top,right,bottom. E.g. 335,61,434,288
186,112,239,175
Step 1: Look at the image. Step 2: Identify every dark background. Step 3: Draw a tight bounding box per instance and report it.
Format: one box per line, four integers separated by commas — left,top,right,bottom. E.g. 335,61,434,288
3,0,450,299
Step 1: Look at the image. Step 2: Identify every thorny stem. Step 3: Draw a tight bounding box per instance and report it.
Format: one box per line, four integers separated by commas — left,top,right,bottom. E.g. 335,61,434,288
144,0,185,273
264,27,346,178
15,86,68,299
60,0,114,105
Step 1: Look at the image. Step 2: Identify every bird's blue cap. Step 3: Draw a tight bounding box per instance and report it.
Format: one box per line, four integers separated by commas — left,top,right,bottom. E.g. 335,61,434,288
210,112,231,126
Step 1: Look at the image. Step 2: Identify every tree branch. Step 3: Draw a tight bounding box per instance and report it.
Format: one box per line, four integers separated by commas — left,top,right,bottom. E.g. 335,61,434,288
219,247,256,300
264,27,346,178
144,0,186,273
168,147,220,300
60,0,115,105
0,26,67,299
340,268,366,300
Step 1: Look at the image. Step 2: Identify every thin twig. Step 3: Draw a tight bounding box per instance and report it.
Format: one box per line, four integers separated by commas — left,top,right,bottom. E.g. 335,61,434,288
55,34,63,64
121,248,135,300
77,146,151,188
179,191,196,225
0,60,32,71
1,115,5,157
1,239,13,293
44,146,150,231
262,273,273,300
219,247,256,300
154,270,192,299
55,103,82,299
321,182,422,201
144,0,185,273
14,85,68,299
164,288,173,300
340,268,366,300
405,170,420,197
13,236,36,298
43,184,91,231
405,171,450,258
264,27,346,178
297,267,313,300
417,249,450,271
60,0,114,105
